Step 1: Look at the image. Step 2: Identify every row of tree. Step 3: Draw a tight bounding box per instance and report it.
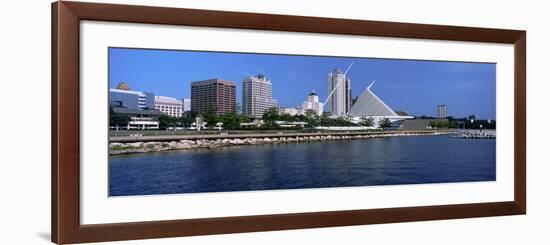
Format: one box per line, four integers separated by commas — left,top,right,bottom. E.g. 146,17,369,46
428,120,457,129
262,108,392,129
428,119,496,129
109,105,395,130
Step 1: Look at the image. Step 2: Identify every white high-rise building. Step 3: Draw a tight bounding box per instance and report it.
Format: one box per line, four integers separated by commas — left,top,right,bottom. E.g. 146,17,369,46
242,74,277,118
154,96,183,117
327,69,351,116
182,98,191,112
302,91,324,116
437,104,448,118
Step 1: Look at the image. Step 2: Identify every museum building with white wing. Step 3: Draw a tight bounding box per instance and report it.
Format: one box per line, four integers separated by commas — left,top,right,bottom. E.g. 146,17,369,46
347,81,413,127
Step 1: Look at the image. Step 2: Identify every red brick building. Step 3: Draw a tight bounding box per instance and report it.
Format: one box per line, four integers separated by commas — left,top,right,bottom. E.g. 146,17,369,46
191,78,236,116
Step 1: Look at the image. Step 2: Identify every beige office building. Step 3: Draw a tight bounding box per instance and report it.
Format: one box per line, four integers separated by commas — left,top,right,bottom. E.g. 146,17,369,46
154,96,183,117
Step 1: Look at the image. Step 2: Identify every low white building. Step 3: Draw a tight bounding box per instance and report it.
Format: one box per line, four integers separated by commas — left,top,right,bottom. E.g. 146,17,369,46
110,107,163,130
302,91,324,116
279,107,301,116
275,121,307,128
154,96,183,117
240,119,264,128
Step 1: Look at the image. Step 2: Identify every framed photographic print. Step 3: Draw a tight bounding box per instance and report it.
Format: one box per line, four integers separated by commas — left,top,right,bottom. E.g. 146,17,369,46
52,1,526,244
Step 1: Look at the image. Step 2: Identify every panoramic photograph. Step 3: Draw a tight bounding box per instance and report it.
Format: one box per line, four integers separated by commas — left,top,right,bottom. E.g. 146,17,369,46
108,47,496,197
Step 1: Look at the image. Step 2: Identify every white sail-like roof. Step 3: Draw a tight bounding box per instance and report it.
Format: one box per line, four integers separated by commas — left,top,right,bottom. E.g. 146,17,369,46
348,81,398,117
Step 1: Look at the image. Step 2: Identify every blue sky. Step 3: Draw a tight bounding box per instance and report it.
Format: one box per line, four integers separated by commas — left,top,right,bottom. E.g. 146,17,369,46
109,47,496,119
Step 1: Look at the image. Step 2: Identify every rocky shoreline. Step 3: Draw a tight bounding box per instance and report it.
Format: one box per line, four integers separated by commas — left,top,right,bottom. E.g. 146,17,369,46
109,131,451,155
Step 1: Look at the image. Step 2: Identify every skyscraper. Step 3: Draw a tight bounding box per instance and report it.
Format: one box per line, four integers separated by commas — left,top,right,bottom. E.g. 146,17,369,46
437,104,448,118
242,74,277,118
191,78,236,116
327,69,351,116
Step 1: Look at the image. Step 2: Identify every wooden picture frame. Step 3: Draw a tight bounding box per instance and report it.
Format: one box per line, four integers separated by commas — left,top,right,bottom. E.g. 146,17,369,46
52,1,526,244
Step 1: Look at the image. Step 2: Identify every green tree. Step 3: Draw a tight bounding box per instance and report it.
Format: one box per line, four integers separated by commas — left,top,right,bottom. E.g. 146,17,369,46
303,109,319,127
320,113,330,126
175,115,193,128
448,120,457,128
220,104,245,130
429,120,451,129
280,113,295,122
109,113,130,128
158,115,169,128
359,116,374,127
262,107,280,129
378,117,392,129
220,114,241,130
158,115,178,129
334,116,351,126
202,107,220,128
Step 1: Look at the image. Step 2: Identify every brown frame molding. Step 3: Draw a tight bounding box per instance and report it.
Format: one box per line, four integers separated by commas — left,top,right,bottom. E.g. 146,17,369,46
52,1,526,244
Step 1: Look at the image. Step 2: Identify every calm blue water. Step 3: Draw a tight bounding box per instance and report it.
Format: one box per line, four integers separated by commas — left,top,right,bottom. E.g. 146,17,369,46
109,135,496,196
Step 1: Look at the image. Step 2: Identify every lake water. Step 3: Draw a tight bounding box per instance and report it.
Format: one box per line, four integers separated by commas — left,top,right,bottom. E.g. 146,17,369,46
109,135,496,196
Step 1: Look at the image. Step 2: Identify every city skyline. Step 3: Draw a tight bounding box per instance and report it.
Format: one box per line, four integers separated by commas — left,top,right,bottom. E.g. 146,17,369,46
109,47,496,119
